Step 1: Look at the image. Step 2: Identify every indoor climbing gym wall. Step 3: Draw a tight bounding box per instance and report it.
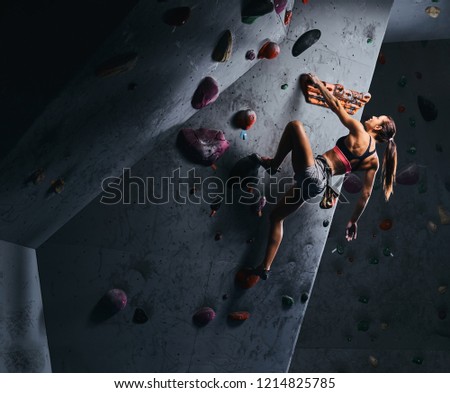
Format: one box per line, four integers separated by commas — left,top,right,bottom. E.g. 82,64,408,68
35,0,394,372
0,240,51,372
291,39,450,372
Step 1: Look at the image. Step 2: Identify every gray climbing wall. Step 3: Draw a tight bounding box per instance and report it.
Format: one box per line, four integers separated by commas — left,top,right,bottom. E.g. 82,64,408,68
36,0,393,372
0,240,51,372
291,39,450,372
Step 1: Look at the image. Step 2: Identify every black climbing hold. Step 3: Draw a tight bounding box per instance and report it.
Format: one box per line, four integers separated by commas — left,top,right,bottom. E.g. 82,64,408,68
242,0,274,23
133,308,148,324
323,219,330,227
212,30,233,62
222,294,229,300
292,29,321,57
418,95,438,121
300,293,309,303
282,295,294,307
215,232,223,241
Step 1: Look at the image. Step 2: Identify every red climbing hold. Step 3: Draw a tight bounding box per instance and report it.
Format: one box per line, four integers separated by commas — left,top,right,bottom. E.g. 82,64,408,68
234,109,257,130
378,52,386,64
397,105,406,113
379,219,393,231
302,0,309,4
284,9,293,25
235,268,260,289
228,311,251,321
258,41,280,59
191,76,220,109
163,7,191,26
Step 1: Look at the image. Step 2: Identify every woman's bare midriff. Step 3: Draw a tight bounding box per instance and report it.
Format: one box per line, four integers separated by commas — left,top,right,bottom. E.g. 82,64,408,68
322,149,378,176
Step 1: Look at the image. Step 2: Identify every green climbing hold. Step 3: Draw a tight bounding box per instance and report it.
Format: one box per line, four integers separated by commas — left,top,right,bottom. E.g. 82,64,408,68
398,75,407,87
383,247,394,257
409,117,416,127
300,293,309,303
358,296,369,304
357,320,370,332
412,357,423,365
281,83,288,90
282,295,295,307
369,257,379,265
367,38,373,44
418,181,427,194
336,244,345,255
407,145,416,154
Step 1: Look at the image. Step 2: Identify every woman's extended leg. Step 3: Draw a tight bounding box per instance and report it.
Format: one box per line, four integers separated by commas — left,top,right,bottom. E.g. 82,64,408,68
255,120,315,278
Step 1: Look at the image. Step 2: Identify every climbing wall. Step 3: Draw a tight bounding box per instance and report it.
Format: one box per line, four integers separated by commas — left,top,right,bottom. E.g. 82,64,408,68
291,39,450,372
36,0,393,372
0,240,51,372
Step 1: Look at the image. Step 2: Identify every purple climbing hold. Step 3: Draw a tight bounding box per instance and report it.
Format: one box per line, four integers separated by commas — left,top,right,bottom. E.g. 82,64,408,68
193,307,216,326
245,50,256,60
191,76,220,109
396,163,420,185
105,289,127,312
274,0,288,14
343,173,363,193
163,7,191,26
177,128,230,166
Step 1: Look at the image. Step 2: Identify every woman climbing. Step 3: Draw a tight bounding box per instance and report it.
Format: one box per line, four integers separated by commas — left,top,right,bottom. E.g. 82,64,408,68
251,73,397,280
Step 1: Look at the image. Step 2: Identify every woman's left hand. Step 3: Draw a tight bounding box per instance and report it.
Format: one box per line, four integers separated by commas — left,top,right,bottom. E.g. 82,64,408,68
345,221,357,241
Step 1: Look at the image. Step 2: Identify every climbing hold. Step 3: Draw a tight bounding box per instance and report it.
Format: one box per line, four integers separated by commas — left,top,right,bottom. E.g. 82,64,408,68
378,52,386,64
357,320,370,332
282,295,294,307
292,29,321,57
418,180,427,194
133,308,148,324
212,30,233,62
247,237,255,244
300,293,309,303
51,179,65,194
343,173,363,194
369,257,379,265
397,105,406,113
398,75,407,87
227,153,261,192
228,311,250,321
95,52,138,78
163,7,191,26
323,219,330,227
358,296,369,304
191,76,220,109
369,356,378,368
396,163,419,185
425,6,440,18
366,37,373,44
436,144,443,152
407,145,417,154
348,256,354,263
383,247,394,257
209,196,222,217
241,0,274,24
409,117,416,127
222,294,229,300
418,95,438,121
177,128,230,166
234,109,257,130
193,307,216,326
380,322,389,330
302,0,309,4
438,205,450,225
415,71,423,79
274,0,287,14
332,244,345,254
258,41,280,59
336,268,343,276
128,82,137,91
438,310,447,320
346,336,353,342
252,196,267,217
281,83,288,90
104,289,127,312
30,168,45,185
215,232,222,241
379,218,393,231
284,9,292,25
438,286,447,294
235,268,260,289
427,220,438,233
412,357,423,365
245,50,256,60
240,131,248,140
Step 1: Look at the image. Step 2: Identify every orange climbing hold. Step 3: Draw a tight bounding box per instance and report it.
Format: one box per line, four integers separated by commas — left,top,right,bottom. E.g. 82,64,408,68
257,41,280,59
379,219,393,231
228,311,250,321
235,268,260,289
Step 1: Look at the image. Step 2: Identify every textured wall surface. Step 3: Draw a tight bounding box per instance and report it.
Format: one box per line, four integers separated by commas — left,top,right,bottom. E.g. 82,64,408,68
291,39,450,372
0,240,51,372
37,0,393,372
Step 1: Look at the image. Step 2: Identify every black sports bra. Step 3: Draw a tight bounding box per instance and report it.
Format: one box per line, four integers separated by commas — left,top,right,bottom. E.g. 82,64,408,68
335,135,376,171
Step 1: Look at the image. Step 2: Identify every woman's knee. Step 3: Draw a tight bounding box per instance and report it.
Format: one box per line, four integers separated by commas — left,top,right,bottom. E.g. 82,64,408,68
288,120,304,132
